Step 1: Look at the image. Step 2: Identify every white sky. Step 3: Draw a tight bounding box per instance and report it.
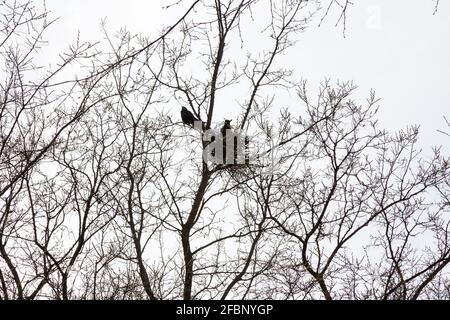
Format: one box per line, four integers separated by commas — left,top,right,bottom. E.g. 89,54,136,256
44,0,450,153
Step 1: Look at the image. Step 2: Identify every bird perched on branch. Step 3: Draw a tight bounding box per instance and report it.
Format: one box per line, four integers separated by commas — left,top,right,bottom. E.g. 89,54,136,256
180,107,201,128
221,119,233,164
220,119,232,138
180,107,206,130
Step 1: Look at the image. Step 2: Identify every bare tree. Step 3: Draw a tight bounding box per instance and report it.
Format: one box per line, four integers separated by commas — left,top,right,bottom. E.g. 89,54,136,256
0,0,448,300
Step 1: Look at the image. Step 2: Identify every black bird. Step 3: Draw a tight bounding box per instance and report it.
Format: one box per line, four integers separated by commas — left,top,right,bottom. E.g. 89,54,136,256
180,107,200,127
221,119,233,164
221,119,232,138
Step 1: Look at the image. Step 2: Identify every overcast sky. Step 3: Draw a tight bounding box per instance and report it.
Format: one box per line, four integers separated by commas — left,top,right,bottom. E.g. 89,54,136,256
44,0,450,153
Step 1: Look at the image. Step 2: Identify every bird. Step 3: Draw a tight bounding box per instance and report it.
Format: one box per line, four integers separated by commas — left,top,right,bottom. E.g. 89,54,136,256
180,107,200,128
221,120,233,164
220,119,232,138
